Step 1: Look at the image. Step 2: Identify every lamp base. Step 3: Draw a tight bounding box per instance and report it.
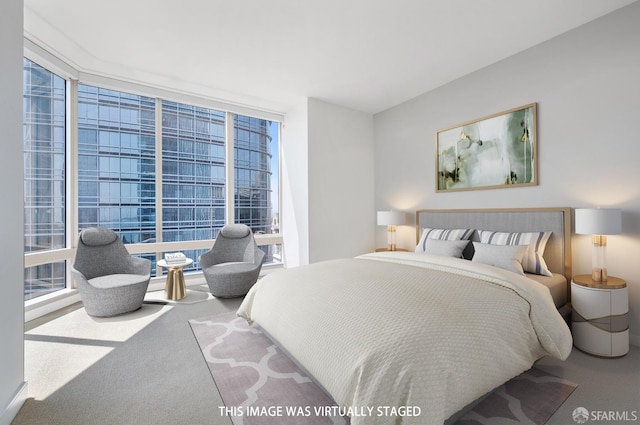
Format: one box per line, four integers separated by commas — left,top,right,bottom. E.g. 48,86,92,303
386,225,397,252
591,236,608,282
591,267,607,282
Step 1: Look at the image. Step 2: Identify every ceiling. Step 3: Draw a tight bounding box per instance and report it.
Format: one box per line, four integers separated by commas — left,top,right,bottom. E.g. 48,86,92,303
24,0,637,115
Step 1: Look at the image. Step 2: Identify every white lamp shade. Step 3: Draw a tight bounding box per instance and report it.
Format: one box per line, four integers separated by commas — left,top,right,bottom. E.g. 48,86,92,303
575,208,621,235
377,211,406,226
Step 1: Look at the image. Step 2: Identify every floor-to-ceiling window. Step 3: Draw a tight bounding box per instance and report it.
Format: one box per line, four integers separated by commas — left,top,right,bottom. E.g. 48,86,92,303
234,115,280,262
23,58,67,300
23,56,282,304
161,100,226,271
77,85,157,243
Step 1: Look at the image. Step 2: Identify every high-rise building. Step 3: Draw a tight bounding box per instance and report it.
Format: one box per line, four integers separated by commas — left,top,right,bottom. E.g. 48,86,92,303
23,59,67,300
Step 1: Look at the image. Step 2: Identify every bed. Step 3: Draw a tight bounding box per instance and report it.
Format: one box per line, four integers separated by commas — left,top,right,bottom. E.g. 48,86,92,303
237,207,573,425
415,208,572,318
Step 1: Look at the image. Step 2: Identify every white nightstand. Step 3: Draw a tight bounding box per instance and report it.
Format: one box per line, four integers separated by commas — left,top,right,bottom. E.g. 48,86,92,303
571,274,629,357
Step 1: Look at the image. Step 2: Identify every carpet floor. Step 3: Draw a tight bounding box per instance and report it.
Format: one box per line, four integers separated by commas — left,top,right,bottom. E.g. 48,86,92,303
190,312,578,425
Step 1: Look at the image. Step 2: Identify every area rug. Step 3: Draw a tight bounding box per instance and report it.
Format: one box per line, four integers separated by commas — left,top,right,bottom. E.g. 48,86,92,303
189,312,577,425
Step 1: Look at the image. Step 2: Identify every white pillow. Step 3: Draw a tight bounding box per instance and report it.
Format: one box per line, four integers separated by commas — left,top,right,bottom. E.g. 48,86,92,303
420,239,469,258
415,228,474,253
472,242,527,275
478,230,552,277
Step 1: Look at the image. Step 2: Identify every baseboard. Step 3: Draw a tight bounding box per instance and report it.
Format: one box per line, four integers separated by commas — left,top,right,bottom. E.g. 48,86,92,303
0,381,28,425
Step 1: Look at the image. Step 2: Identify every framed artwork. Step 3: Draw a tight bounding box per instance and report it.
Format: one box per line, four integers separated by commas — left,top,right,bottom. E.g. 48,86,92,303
436,103,537,192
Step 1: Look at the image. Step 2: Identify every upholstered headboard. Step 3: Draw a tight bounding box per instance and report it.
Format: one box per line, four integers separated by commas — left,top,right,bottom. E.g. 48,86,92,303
415,208,572,283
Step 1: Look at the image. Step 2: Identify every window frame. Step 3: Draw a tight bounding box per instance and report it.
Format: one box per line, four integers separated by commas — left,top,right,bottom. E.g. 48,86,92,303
23,42,283,319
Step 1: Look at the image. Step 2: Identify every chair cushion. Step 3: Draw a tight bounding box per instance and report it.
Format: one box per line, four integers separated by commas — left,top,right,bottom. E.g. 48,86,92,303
220,224,251,239
214,261,253,269
81,228,118,247
207,262,258,275
89,274,150,289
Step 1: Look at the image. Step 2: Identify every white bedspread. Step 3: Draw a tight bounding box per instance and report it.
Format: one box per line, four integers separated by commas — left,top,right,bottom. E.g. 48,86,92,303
237,252,572,425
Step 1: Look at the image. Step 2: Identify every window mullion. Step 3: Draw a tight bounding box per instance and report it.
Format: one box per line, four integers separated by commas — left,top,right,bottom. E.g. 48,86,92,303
155,98,163,275
225,112,235,224
67,78,78,288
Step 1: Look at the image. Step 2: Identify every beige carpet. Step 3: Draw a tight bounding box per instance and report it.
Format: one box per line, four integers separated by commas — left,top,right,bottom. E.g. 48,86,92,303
144,286,214,305
16,295,243,425
16,294,639,425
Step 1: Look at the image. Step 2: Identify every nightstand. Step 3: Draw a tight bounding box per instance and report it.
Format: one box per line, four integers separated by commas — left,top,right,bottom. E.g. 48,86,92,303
571,274,629,357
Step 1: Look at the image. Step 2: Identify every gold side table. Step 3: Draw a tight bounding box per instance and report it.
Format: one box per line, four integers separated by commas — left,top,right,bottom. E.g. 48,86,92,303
157,258,193,301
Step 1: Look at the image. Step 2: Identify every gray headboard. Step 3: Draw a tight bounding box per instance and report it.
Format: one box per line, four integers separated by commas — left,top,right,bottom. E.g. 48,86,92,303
415,207,572,282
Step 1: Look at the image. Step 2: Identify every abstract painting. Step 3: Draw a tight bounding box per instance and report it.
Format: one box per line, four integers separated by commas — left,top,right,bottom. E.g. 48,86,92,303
436,103,537,192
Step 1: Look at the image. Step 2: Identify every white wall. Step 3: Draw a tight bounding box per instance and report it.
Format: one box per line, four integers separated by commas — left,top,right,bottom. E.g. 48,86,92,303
308,99,375,262
281,99,310,267
282,98,375,266
374,2,640,345
0,0,28,423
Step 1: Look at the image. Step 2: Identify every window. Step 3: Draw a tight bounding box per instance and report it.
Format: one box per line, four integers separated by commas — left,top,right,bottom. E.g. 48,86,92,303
77,85,156,244
234,116,280,263
23,59,67,300
23,56,282,305
161,100,226,270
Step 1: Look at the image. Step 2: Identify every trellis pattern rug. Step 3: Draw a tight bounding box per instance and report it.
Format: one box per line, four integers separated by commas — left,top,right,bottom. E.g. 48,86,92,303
189,312,577,425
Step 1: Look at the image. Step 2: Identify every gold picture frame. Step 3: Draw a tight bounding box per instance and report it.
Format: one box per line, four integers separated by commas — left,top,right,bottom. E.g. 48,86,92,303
436,103,537,192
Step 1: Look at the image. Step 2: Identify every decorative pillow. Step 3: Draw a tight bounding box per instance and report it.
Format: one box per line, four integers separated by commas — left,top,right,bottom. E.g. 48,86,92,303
415,228,474,253
420,239,470,258
478,230,552,277
471,242,527,275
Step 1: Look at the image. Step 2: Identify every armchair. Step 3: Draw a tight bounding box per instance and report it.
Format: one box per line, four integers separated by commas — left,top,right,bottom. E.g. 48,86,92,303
200,224,265,298
71,227,151,317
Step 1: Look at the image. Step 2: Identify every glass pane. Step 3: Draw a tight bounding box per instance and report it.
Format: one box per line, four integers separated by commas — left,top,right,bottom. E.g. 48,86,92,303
77,84,156,243
23,59,67,300
161,100,226,245
261,243,283,266
24,261,66,301
234,116,279,240
23,58,66,253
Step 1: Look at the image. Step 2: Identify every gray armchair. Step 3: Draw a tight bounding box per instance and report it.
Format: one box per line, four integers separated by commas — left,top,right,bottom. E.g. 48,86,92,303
200,224,265,298
71,227,151,317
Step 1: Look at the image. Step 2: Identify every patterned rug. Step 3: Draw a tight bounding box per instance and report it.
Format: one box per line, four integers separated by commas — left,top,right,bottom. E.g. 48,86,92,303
189,312,577,425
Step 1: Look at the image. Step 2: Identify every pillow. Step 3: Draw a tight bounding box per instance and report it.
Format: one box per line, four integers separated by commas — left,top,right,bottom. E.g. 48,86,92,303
471,242,527,275
420,239,469,258
415,228,474,253
478,230,552,277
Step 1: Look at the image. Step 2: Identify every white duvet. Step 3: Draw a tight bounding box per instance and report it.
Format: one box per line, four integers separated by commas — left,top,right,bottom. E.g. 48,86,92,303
237,251,573,425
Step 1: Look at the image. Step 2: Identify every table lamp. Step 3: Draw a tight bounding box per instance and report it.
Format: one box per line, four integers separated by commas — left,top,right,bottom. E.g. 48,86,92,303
377,211,406,251
575,208,621,282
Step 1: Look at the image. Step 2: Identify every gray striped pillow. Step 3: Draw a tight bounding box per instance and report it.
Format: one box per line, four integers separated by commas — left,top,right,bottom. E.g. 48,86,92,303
415,228,474,254
478,230,552,276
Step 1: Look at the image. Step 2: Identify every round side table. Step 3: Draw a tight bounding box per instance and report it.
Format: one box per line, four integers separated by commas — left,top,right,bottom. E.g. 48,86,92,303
157,258,193,301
